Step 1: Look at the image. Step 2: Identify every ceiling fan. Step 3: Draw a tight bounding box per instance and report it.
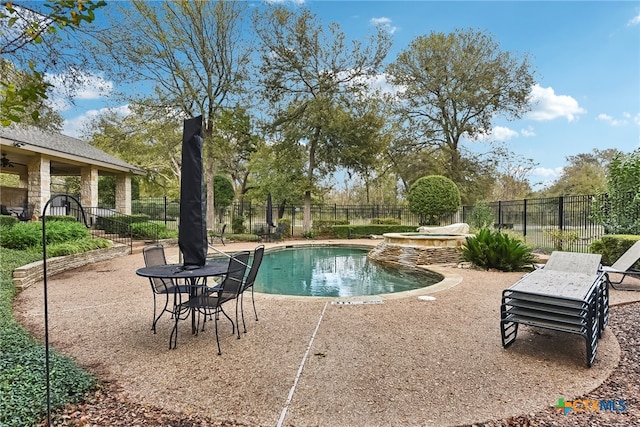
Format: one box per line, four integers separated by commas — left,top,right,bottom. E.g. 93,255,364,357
1,153,15,168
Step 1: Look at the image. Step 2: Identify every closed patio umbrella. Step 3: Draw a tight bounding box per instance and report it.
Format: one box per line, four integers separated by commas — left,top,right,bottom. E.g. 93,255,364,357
178,115,207,268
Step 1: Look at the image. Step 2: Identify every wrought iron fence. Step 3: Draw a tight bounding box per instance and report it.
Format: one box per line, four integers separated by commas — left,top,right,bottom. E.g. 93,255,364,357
132,192,639,252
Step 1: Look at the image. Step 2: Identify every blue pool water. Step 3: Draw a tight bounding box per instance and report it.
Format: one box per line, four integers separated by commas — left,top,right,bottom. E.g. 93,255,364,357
253,246,441,297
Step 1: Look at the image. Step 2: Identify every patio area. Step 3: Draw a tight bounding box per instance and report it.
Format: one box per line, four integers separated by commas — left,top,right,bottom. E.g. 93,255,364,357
13,239,640,426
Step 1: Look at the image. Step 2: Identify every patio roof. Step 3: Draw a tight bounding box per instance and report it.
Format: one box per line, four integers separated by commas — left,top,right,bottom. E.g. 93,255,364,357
0,125,144,176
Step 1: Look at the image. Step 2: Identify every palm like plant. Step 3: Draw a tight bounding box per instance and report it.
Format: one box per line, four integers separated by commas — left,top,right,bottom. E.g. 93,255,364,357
462,229,536,272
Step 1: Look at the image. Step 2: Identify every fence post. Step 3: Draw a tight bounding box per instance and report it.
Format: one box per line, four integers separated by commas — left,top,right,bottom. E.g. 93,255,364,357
164,196,168,227
523,199,527,237
498,201,502,228
558,196,564,230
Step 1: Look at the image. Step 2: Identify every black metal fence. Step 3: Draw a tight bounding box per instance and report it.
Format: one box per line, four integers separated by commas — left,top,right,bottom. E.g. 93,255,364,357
132,193,639,252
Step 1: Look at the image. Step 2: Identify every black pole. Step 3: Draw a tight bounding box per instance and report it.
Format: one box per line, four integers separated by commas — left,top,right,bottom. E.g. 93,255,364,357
41,195,88,426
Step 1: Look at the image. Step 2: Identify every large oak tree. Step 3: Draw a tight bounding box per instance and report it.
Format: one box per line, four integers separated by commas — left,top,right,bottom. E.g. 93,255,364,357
386,28,535,201
93,0,252,227
253,5,392,232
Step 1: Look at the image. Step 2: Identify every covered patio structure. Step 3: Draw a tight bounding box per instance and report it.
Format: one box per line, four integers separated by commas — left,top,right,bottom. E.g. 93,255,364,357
0,125,144,218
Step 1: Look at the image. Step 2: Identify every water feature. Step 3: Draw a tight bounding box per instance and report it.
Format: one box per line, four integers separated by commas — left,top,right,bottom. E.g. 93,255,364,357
254,245,442,297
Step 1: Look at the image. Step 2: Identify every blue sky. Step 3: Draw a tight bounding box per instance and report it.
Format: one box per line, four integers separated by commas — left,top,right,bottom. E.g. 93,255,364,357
58,1,640,190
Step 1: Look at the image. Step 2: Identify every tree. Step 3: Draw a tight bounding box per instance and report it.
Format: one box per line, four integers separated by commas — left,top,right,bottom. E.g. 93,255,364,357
592,149,640,234
93,0,252,227
386,29,535,192
539,148,619,197
210,107,260,204
253,5,391,232
86,105,183,197
407,175,461,225
213,175,234,224
1,0,106,125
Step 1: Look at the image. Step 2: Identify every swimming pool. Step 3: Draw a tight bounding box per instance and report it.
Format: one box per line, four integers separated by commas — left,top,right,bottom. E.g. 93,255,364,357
253,245,442,297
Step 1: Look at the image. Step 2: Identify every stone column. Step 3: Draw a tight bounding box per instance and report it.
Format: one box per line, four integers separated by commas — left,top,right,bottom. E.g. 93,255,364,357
115,174,132,214
80,166,99,209
26,155,50,218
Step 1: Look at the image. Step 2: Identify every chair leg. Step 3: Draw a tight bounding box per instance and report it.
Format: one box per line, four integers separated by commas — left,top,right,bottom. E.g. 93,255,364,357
251,287,258,321
240,293,247,334
214,308,222,355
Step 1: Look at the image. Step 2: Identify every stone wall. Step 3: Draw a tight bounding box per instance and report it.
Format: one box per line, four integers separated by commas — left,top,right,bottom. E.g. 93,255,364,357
13,245,130,289
368,242,463,267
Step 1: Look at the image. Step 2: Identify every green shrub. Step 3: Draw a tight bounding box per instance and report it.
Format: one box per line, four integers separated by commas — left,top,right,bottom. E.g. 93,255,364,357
42,215,78,222
277,218,291,238
0,221,90,250
37,238,112,257
370,217,401,225
0,215,18,227
468,200,494,231
95,214,149,236
228,233,262,242
129,222,176,240
462,229,536,272
589,234,640,267
332,224,416,239
232,215,247,234
543,229,579,251
407,175,461,225
312,220,349,236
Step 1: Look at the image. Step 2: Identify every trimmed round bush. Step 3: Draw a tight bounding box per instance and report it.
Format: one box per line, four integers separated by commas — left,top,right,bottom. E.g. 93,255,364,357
407,175,461,225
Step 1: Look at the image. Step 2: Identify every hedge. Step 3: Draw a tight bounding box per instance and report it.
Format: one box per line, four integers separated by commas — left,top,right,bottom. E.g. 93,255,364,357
333,224,417,238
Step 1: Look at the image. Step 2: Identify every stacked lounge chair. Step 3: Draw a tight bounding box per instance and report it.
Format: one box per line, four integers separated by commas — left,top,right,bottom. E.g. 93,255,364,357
500,252,608,367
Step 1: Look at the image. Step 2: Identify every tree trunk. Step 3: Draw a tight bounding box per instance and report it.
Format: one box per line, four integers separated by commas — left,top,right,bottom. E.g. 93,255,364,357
303,190,311,234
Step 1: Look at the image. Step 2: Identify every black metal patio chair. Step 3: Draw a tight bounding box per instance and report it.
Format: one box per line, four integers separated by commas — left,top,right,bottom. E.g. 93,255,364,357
239,245,265,333
175,251,250,355
142,244,189,333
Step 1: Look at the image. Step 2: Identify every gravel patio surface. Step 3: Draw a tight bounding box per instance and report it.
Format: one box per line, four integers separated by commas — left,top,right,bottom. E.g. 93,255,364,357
13,239,640,426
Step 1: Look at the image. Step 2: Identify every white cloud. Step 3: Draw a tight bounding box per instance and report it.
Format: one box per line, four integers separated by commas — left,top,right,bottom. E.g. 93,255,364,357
63,105,131,139
520,126,536,137
634,113,640,125
628,14,640,26
46,71,113,111
491,126,519,141
370,16,398,34
527,84,586,122
531,166,563,178
597,113,627,126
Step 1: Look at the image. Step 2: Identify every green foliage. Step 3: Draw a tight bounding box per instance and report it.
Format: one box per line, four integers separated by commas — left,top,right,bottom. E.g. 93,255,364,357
313,220,350,236
589,234,640,267
228,233,262,242
129,222,176,240
468,200,495,232
591,149,640,234
0,248,96,427
213,175,234,209
232,215,247,234
277,218,292,238
370,217,401,225
0,215,18,227
407,175,461,225
386,28,534,196
95,214,149,236
1,0,106,126
302,230,316,239
543,229,580,251
332,224,416,239
35,238,111,258
0,221,89,250
42,215,79,222
462,229,536,272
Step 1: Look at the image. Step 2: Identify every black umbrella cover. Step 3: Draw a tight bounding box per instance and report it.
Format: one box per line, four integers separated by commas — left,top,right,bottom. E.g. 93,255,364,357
178,116,208,267
266,193,274,227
